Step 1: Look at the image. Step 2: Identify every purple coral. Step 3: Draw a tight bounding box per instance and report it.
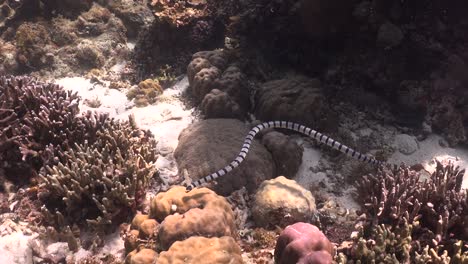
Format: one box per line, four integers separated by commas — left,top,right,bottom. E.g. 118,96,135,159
274,222,335,264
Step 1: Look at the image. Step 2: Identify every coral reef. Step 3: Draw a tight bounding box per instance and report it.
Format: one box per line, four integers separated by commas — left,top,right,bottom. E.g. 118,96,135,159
252,176,316,228
174,119,275,195
106,0,154,39
1,2,130,78
275,222,335,264
158,236,243,264
255,75,338,133
134,0,223,79
126,248,158,264
357,162,467,240
14,22,52,69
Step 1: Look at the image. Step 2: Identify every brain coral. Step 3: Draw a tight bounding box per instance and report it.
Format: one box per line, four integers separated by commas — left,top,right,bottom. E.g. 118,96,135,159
174,118,275,195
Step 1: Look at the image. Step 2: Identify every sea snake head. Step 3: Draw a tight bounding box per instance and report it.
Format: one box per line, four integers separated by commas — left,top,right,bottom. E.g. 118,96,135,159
185,184,194,192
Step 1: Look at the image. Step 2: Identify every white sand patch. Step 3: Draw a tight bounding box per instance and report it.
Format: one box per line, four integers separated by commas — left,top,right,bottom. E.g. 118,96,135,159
74,231,125,262
292,138,361,210
55,77,130,116
0,232,34,264
388,134,468,189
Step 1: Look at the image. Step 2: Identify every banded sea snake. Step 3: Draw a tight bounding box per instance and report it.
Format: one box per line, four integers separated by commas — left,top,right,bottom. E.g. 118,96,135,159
185,121,390,191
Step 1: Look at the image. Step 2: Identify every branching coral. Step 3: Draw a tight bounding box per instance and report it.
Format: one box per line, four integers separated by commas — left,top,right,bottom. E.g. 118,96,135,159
342,162,468,262
38,112,158,232
0,75,81,183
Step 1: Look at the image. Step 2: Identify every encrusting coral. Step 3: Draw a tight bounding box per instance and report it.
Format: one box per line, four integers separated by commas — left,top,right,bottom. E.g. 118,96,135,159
127,79,163,107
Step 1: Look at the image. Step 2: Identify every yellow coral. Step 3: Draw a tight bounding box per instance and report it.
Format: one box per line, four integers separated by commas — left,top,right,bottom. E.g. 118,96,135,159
158,236,243,264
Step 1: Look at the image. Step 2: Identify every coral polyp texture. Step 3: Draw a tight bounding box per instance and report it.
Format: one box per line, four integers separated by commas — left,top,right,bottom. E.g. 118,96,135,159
124,186,239,263
39,112,158,232
275,222,335,264
157,236,243,264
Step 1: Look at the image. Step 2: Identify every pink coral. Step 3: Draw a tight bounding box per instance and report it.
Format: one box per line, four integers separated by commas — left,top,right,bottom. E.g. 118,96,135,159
274,222,335,264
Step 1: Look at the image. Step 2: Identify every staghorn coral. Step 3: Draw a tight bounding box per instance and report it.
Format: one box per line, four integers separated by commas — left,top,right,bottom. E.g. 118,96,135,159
336,220,413,263
0,75,81,183
341,162,468,262
157,236,243,264
357,162,467,242
38,112,158,233
275,222,335,264
252,176,316,228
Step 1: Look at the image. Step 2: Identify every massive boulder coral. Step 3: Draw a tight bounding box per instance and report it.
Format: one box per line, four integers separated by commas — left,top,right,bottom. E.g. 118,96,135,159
38,112,158,232
261,131,303,178
252,176,316,228
200,89,244,119
124,186,239,262
275,222,335,264
150,186,237,250
187,50,250,119
255,75,338,132
158,236,243,264
174,119,275,195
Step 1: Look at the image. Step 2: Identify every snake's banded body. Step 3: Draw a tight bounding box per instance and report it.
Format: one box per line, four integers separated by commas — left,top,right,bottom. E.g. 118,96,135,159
185,121,387,191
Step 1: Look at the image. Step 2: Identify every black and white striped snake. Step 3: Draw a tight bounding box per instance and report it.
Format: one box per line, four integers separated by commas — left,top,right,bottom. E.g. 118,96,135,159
185,121,389,191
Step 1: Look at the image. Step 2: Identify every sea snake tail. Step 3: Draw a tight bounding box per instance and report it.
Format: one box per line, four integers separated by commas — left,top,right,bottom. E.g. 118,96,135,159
185,121,387,191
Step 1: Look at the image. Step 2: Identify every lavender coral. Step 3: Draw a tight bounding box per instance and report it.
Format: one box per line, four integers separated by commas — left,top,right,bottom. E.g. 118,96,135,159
0,75,80,183
340,162,468,262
